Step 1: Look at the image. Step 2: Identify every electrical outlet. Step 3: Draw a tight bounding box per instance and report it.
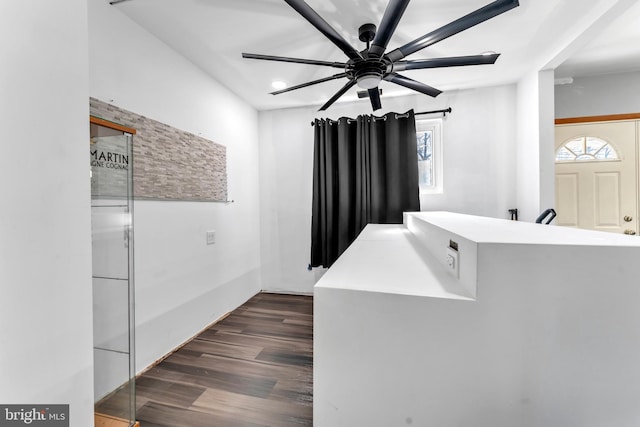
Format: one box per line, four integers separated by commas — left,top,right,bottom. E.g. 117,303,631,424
446,246,459,278
206,230,216,245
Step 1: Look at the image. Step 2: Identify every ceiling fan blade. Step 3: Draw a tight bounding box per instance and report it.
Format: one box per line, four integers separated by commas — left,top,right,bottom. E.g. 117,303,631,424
392,53,500,71
368,88,382,111
284,0,363,61
271,73,348,95
243,53,348,69
369,0,411,57
319,80,357,111
385,73,442,97
386,0,519,62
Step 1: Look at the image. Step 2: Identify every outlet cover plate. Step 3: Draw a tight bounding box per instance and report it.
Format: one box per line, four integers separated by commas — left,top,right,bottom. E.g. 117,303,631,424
446,246,459,278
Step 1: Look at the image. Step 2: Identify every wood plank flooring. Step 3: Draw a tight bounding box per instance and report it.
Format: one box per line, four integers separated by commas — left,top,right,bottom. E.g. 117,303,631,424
95,413,140,427
96,293,313,427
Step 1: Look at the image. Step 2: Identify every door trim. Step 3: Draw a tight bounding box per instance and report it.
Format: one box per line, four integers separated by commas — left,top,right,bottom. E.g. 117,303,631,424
90,115,137,135
556,113,640,125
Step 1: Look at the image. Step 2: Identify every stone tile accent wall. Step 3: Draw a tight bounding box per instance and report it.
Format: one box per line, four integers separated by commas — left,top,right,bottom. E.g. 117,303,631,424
90,98,227,201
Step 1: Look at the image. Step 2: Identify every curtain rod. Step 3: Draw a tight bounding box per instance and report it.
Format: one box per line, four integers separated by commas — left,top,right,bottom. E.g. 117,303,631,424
311,107,452,126
416,107,452,116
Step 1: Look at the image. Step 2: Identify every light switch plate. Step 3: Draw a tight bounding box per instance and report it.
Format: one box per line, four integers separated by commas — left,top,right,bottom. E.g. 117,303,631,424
206,230,216,245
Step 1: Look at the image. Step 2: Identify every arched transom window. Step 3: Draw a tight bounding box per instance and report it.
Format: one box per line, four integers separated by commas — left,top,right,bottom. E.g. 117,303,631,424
556,136,619,162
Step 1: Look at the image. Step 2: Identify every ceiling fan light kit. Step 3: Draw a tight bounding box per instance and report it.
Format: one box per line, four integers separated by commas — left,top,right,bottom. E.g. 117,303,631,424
243,0,519,111
357,75,383,90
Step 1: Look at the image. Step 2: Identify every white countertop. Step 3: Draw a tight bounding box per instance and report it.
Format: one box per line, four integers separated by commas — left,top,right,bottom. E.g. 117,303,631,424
315,224,473,300
409,211,640,246
315,212,640,298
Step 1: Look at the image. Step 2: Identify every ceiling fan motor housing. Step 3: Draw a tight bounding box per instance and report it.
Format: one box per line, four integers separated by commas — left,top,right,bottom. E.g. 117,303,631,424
358,23,377,43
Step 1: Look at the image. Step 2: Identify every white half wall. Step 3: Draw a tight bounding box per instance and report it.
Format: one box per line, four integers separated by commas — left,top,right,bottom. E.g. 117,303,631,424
88,0,262,372
555,71,640,118
314,213,640,426
0,1,94,426
259,86,517,293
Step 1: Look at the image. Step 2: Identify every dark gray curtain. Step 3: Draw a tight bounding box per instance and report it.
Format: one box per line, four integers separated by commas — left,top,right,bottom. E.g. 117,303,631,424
310,110,420,268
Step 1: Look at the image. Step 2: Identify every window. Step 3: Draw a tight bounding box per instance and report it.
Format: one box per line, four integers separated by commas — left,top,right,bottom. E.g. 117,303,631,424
416,118,443,193
555,136,619,162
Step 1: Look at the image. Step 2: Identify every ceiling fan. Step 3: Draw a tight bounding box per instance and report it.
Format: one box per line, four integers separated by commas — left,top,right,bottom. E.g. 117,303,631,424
243,0,519,111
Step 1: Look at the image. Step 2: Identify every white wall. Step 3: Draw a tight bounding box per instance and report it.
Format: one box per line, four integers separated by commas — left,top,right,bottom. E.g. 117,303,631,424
258,107,324,294
516,70,556,222
516,73,541,222
259,85,517,293
539,70,557,218
555,71,640,118
0,1,95,426
88,0,262,372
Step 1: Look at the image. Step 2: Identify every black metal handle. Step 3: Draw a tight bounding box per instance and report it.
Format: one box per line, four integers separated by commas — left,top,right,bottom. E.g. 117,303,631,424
535,208,556,225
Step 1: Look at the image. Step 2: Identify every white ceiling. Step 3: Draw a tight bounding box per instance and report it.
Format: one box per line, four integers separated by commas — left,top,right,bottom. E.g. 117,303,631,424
110,0,640,111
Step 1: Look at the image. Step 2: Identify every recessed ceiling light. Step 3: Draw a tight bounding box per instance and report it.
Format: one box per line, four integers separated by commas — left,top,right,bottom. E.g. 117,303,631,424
271,80,287,90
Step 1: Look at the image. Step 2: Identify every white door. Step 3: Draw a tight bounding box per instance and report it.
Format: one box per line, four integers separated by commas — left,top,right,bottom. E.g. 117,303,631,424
555,121,638,235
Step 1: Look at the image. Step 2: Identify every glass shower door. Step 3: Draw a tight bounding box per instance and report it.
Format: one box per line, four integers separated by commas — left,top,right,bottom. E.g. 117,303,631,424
90,125,136,426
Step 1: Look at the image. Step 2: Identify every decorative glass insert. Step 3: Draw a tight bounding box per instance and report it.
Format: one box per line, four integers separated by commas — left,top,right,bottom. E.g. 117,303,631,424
416,118,443,192
556,136,619,162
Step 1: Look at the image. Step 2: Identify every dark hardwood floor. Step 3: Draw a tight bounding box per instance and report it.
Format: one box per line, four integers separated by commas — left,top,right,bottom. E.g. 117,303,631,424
97,293,313,427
